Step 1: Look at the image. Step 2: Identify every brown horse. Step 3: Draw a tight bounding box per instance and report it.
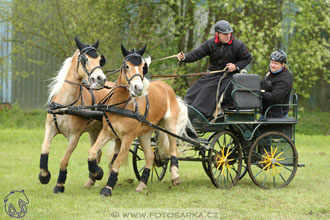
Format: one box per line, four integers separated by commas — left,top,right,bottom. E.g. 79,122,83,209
39,38,111,193
88,45,190,196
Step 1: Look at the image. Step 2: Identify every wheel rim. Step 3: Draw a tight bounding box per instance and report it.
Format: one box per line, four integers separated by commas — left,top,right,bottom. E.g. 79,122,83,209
202,132,217,179
132,144,168,182
247,131,298,189
239,158,248,180
208,131,242,189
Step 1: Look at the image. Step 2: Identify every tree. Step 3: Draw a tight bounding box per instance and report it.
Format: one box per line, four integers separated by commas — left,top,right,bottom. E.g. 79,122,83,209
1,0,328,103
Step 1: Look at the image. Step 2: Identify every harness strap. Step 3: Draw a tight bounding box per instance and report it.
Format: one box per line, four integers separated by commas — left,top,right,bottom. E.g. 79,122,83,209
102,96,149,139
96,102,201,147
53,113,62,133
89,88,95,105
104,112,119,138
48,86,84,134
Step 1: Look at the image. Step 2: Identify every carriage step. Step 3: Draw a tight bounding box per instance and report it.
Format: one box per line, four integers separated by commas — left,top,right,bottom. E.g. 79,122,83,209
298,163,306,167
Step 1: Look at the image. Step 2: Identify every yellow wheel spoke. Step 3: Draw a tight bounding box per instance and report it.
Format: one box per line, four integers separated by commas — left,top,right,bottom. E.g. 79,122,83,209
275,151,284,159
263,162,271,170
275,162,284,167
221,147,225,155
273,147,278,157
274,165,281,174
221,164,226,175
226,165,231,177
264,148,270,157
226,147,230,156
272,164,275,176
271,146,274,157
276,157,285,161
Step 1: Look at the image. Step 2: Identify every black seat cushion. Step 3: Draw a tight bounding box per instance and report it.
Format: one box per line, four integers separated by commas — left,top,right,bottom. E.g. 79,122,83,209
232,74,261,109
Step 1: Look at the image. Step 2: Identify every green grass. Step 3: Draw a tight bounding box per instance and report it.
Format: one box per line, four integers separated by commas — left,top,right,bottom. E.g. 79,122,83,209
0,128,329,219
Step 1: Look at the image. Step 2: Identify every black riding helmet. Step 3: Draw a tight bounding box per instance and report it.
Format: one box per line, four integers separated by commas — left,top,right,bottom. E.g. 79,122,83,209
270,49,287,63
214,20,233,34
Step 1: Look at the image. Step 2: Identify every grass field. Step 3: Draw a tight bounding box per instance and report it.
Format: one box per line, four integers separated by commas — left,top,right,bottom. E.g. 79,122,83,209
0,128,329,220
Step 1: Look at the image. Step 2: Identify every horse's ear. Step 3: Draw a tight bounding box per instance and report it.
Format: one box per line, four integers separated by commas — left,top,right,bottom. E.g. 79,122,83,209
137,45,147,56
92,40,99,49
75,37,85,51
121,44,130,57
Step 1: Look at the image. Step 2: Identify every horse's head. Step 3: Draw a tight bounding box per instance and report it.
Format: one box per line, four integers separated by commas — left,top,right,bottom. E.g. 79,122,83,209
120,44,151,97
75,37,107,89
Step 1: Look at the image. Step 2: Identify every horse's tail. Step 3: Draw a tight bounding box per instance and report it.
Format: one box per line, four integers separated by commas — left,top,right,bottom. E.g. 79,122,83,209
175,96,193,137
156,96,195,158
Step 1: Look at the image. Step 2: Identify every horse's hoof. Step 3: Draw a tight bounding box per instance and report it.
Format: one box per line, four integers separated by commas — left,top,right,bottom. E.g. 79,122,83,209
171,177,181,186
53,185,65,193
136,181,147,192
39,171,51,184
95,167,104,181
83,178,95,188
100,187,112,197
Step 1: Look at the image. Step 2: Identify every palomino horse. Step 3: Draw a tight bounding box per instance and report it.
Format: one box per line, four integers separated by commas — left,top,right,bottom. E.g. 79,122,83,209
39,38,111,193
88,44,190,196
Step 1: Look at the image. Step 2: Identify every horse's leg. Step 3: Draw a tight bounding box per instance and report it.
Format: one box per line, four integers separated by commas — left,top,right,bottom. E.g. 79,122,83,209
39,118,58,184
108,139,121,175
99,135,136,196
168,133,180,186
53,134,81,193
87,128,111,189
84,129,104,188
163,119,181,186
136,131,154,192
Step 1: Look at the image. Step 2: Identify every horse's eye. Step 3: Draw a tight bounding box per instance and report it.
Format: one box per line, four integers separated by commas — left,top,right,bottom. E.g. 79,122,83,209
126,65,129,69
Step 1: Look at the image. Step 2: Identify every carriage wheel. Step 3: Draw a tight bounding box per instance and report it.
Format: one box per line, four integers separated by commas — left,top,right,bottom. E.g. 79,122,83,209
201,132,217,179
132,144,168,183
247,131,298,189
207,131,242,189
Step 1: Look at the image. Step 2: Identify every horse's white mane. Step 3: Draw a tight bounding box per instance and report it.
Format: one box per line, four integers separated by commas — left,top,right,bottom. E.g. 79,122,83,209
46,50,78,103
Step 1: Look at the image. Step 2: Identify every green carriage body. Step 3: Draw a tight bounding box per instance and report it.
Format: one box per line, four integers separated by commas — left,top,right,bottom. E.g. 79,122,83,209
132,73,300,189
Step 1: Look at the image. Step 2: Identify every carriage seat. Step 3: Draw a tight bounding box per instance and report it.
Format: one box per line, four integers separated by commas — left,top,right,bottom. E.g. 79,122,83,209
221,73,261,113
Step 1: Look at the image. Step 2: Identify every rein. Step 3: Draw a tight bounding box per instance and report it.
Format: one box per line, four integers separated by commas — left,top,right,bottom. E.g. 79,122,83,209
64,79,114,90
104,68,121,78
150,67,228,79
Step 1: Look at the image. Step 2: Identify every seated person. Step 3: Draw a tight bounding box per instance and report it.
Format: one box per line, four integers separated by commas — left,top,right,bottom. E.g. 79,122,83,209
260,49,293,119
177,20,252,119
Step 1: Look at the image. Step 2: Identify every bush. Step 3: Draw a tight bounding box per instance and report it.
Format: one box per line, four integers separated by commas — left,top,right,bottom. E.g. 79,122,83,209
0,104,46,129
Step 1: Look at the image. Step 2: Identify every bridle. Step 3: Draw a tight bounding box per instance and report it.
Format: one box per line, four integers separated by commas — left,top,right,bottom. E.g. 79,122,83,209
121,52,147,85
77,46,105,79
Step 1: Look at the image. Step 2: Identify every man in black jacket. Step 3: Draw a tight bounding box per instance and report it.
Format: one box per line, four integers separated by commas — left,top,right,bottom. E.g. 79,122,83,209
177,20,252,118
260,49,293,118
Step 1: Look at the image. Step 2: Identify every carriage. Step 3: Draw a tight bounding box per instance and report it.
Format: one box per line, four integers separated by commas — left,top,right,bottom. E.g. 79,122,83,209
40,40,300,196
130,73,299,189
